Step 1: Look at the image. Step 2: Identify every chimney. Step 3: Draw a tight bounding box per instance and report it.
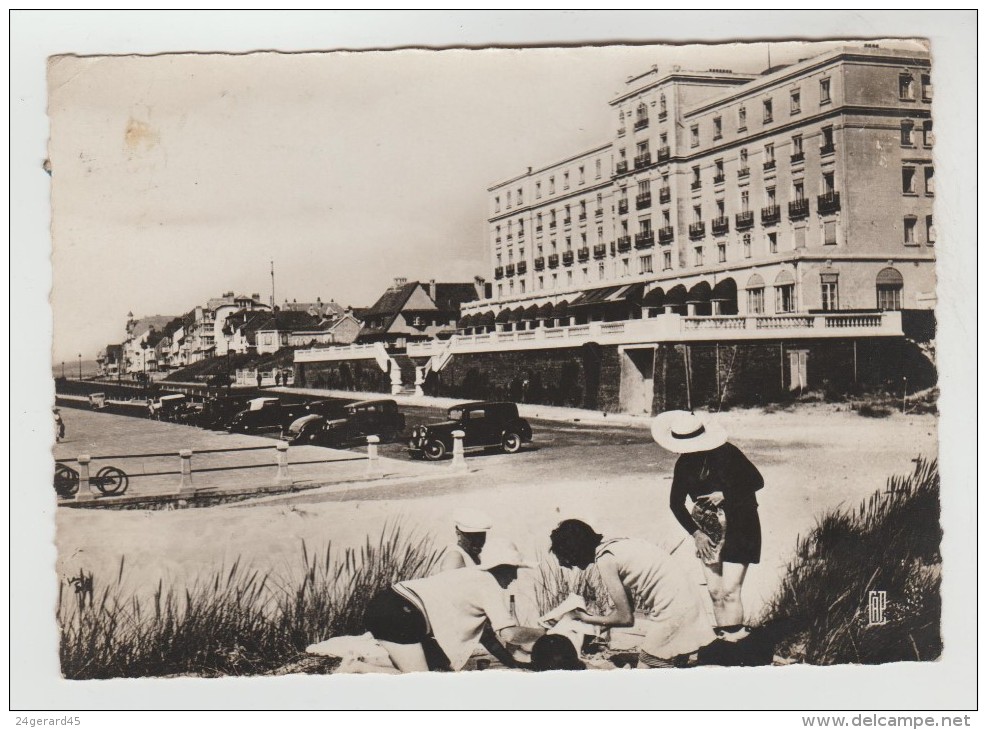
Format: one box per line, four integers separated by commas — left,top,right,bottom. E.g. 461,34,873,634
316,296,321,303
474,275,486,296
252,293,260,301
429,279,437,300
393,277,407,289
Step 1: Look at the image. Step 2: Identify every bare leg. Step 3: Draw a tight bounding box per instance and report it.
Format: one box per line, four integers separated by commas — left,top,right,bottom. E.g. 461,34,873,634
700,561,748,627
378,641,430,673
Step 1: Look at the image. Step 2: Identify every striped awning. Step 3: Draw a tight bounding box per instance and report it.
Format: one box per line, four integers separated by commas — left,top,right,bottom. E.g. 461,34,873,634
570,283,645,308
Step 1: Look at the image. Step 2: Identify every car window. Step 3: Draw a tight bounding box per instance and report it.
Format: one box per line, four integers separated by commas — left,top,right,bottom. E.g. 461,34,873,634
469,409,486,420
448,408,463,421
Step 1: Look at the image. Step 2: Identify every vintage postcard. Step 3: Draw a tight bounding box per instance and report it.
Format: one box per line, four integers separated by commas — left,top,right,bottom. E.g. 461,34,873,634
11,10,977,714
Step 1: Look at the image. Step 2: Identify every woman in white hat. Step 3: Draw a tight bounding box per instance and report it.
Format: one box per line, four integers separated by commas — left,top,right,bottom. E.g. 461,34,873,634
364,539,544,672
438,508,493,571
651,411,764,643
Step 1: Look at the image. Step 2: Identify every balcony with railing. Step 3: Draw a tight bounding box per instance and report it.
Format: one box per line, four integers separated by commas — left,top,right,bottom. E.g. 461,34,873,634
577,247,590,262
820,142,835,156
761,204,780,225
578,212,587,222
505,263,516,277
688,221,706,240
658,110,668,121
738,166,750,178
634,117,649,132
634,152,652,169
763,159,776,171
817,191,841,215
616,235,632,252
788,198,810,220
563,217,572,227
516,260,527,275
617,199,629,215
790,151,805,164
534,256,545,271
617,126,626,137
548,253,560,269
562,250,574,266
616,160,629,174
656,146,670,163
713,173,726,185
494,266,504,280
634,231,655,249
495,237,501,244
636,193,652,210
594,207,604,218
691,179,702,191
549,220,557,230
535,224,543,233
711,216,730,235
593,244,607,259
658,226,674,244
735,210,754,231
659,187,671,204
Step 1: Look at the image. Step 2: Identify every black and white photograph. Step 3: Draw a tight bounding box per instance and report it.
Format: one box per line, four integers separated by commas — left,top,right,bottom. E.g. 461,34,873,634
10,10,977,716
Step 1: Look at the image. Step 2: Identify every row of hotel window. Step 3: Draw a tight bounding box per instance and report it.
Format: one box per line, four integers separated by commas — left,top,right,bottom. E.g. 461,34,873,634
497,213,932,271
620,71,929,128
620,118,932,176
497,210,933,277
494,160,606,212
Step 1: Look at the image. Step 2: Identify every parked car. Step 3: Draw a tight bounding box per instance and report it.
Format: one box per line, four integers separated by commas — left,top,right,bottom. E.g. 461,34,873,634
194,395,253,430
206,373,232,388
408,401,532,461
301,399,352,419
88,392,107,410
148,393,187,421
228,397,308,434
285,399,406,446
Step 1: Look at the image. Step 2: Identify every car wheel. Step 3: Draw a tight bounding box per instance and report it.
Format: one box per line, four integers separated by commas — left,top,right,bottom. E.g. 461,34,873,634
423,439,447,461
501,431,523,454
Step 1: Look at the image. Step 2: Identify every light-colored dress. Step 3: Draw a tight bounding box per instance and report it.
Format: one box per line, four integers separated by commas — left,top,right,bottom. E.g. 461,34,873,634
596,537,716,659
394,569,515,671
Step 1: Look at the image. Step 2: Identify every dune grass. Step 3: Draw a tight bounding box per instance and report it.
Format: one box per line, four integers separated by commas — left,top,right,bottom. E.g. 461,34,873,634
761,457,941,664
58,524,438,679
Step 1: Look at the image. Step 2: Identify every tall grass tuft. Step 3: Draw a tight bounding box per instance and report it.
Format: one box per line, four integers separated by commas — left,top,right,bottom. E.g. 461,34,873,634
58,523,438,679
761,457,941,664
532,555,613,617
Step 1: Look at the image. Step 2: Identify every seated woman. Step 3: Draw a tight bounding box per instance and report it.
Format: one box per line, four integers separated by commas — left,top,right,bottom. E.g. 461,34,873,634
365,539,544,672
549,519,716,668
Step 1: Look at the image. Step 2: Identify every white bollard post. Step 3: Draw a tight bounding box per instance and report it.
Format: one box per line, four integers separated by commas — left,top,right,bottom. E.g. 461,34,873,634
76,455,95,501
275,442,292,487
366,435,382,478
414,367,425,397
451,430,468,473
178,449,194,494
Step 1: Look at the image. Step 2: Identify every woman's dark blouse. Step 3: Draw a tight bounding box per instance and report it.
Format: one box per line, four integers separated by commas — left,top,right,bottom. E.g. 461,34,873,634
669,442,764,535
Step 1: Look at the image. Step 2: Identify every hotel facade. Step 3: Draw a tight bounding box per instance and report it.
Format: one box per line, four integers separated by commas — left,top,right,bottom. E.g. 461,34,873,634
465,44,935,326
297,45,936,413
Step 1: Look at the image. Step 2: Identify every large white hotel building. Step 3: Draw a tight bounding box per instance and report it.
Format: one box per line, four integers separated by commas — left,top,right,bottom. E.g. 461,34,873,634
462,44,935,328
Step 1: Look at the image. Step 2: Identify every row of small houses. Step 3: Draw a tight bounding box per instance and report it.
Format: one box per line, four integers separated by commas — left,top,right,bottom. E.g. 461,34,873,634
95,278,489,376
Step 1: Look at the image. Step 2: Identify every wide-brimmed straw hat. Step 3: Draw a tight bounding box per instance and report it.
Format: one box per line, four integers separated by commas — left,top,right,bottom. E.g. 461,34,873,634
477,539,537,571
651,410,727,454
453,508,493,533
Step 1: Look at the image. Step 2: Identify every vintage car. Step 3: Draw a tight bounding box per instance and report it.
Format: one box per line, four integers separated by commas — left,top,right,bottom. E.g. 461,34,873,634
283,399,406,446
148,393,187,421
194,395,253,430
408,401,532,461
88,392,107,410
228,397,308,434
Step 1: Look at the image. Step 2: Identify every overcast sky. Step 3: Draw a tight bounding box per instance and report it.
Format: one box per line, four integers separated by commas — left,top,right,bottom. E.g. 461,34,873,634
49,39,921,361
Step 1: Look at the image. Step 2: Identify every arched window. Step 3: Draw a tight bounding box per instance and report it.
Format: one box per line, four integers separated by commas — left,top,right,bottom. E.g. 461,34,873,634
876,267,904,310
746,273,765,314
774,270,796,313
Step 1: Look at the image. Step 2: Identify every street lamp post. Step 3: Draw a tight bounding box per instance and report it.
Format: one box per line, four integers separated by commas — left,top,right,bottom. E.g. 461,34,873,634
78,353,82,380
